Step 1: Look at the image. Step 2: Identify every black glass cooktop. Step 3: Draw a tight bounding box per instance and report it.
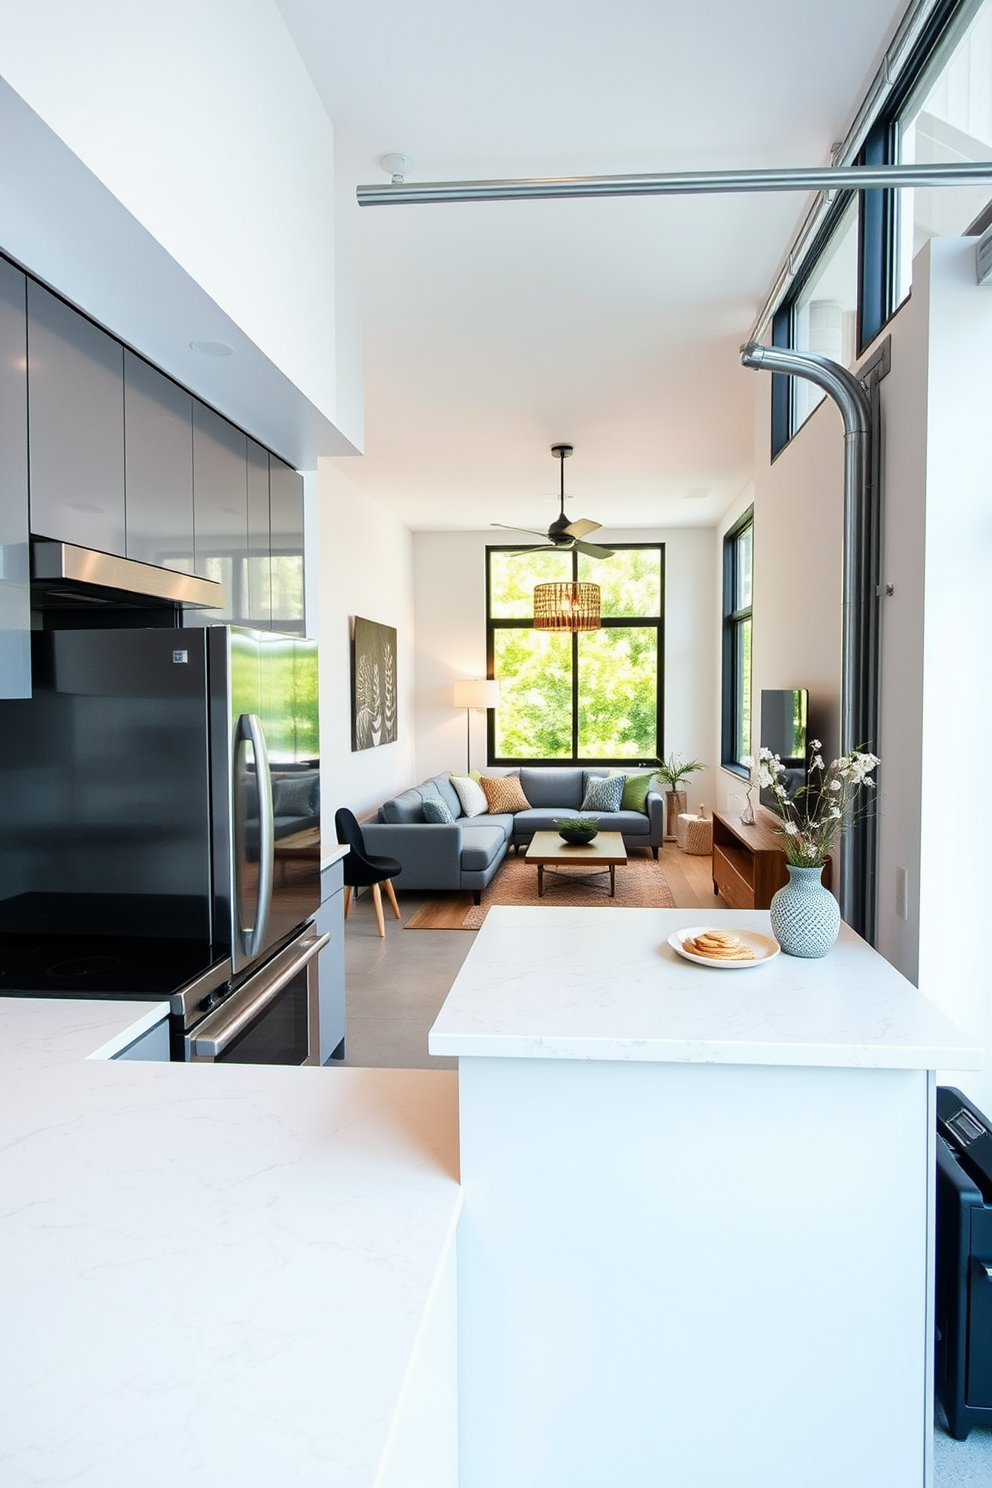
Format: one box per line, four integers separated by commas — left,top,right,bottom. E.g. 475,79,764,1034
0,932,222,999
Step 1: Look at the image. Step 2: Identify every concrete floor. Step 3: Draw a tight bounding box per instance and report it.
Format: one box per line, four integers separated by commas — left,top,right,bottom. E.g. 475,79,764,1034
338,888,472,1070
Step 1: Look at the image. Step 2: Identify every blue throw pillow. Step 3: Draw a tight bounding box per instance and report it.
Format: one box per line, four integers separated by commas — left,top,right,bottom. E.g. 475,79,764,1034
422,797,454,824
581,774,624,813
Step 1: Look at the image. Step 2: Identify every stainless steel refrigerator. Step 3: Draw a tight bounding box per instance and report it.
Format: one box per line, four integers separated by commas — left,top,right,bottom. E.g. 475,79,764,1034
0,626,324,1061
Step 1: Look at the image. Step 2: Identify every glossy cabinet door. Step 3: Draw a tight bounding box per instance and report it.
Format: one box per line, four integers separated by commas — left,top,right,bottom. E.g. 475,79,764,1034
188,402,248,627
124,351,195,573
0,259,30,699
246,439,272,629
269,454,305,634
27,282,125,555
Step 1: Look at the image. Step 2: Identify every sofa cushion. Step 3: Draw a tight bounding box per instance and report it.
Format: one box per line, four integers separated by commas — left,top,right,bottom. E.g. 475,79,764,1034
380,786,429,824
480,774,531,813
619,772,656,813
459,823,508,871
581,775,624,812
422,796,454,824
485,813,516,842
513,807,584,834
519,768,583,809
432,772,463,819
451,773,488,817
588,809,652,837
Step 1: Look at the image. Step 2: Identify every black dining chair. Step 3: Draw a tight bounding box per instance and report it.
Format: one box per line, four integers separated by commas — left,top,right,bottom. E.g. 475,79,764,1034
334,808,403,937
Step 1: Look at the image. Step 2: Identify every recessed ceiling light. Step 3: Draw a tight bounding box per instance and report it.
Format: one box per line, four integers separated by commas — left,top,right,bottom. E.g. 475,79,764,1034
682,487,712,500
189,340,233,357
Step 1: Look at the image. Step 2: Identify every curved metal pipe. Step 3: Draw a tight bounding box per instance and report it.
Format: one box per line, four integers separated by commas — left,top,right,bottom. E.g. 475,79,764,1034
740,343,873,929
357,160,992,207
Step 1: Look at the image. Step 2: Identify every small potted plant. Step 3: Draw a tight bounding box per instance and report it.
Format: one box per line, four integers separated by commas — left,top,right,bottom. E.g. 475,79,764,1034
556,817,599,845
652,755,706,839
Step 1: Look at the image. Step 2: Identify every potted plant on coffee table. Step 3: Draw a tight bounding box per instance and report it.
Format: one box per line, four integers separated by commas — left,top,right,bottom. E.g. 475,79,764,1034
652,754,706,840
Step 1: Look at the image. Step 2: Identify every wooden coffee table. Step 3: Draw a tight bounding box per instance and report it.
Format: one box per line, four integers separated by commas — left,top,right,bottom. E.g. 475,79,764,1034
525,831,628,898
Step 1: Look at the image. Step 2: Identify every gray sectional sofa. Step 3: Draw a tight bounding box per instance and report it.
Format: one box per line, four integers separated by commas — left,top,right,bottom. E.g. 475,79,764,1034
360,767,665,901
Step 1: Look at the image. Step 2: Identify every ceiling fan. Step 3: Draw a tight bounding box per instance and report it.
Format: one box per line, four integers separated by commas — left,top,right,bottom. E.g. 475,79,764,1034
492,444,615,559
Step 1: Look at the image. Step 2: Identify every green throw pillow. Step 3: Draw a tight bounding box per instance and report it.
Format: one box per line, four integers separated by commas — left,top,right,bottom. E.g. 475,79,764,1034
620,772,655,814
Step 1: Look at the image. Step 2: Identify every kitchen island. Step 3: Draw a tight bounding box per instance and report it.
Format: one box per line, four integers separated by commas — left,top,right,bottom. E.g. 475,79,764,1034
1,997,460,1488
429,906,982,1488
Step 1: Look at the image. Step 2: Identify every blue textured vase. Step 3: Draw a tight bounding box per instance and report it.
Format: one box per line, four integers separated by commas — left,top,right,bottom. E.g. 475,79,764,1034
769,864,840,958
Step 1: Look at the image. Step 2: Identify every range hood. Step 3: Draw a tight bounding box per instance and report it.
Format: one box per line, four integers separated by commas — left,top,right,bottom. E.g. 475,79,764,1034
31,541,225,611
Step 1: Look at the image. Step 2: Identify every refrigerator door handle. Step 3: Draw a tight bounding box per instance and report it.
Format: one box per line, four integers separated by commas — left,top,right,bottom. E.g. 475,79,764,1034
237,713,275,959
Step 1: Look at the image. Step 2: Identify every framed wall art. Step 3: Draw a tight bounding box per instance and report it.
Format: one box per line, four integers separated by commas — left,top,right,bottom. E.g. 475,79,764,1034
351,616,397,751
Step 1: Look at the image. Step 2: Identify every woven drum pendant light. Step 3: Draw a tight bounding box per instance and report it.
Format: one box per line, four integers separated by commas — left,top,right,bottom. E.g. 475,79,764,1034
532,445,602,631
533,581,601,631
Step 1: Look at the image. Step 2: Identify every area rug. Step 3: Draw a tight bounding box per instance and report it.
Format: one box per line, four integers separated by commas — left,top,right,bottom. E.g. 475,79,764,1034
405,850,676,929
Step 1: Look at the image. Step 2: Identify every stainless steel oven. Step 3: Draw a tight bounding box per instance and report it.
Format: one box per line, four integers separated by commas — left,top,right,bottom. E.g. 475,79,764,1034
185,924,327,1065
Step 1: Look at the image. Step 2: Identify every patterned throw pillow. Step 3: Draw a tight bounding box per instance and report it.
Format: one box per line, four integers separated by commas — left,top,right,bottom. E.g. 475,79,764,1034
422,797,454,824
479,775,531,814
620,772,655,814
580,774,624,813
450,773,488,818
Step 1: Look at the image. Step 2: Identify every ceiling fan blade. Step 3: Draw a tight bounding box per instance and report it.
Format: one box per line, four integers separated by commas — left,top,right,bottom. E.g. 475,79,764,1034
506,545,557,555
573,538,615,560
491,523,550,539
564,517,602,539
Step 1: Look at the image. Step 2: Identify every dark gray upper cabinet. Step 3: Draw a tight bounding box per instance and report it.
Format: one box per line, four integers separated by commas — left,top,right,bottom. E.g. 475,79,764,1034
124,352,194,573
269,454,305,634
0,259,30,698
188,403,248,628
246,439,272,630
27,282,125,555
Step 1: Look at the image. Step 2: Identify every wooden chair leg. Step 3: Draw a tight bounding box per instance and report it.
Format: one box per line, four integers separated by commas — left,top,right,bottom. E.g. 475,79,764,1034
383,877,401,920
371,882,386,937
343,885,353,919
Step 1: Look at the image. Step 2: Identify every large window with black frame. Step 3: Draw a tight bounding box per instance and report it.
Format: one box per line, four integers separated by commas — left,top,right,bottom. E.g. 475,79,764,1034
486,544,664,765
770,0,992,458
721,509,753,774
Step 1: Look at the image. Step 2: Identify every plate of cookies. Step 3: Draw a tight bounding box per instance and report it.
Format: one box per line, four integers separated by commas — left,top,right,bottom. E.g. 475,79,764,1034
669,926,780,969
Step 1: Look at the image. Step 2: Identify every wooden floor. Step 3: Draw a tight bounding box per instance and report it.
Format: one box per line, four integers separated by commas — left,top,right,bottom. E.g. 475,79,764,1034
659,841,728,910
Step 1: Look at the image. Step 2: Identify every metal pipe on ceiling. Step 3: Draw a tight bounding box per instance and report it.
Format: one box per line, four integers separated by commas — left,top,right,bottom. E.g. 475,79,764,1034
356,160,992,207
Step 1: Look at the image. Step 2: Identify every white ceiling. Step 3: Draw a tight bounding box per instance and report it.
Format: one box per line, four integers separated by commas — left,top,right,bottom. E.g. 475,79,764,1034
277,0,908,533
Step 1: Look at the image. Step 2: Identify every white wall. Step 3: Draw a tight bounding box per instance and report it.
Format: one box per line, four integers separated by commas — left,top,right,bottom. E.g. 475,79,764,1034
316,465,416,829
413,527,718,806
916,239,992,1112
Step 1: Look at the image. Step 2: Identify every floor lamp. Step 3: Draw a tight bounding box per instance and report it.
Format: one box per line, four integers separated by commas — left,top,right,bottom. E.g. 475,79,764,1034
453,679,499,774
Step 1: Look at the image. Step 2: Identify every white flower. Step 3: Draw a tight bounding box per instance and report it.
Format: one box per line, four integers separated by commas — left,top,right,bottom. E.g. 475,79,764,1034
830,806,842,819
810,739,822,751
829,780,841,791
741,755,754,769
812,755,825,771
784,821,798,836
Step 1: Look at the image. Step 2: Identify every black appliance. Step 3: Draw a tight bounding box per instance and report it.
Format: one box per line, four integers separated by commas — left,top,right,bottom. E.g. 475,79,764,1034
935,1086,992,1439
0,626,323,1062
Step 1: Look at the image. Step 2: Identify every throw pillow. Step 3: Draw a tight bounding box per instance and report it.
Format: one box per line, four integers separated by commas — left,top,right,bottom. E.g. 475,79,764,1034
581,774,624,813
450,773,488,818
422,797,454,824
479,775,531,814
272,772,319,819
620,772,655,814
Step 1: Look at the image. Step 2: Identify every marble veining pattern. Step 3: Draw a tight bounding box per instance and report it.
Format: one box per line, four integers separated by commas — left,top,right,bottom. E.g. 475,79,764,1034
428,908,981,1069
0,998,460,1487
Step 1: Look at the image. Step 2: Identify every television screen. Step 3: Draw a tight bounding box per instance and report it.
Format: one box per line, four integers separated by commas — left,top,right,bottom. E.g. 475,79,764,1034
759,689,808,805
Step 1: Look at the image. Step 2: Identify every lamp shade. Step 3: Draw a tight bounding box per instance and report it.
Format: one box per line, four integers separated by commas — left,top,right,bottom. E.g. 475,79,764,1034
533,581,601,631
453,678,500,709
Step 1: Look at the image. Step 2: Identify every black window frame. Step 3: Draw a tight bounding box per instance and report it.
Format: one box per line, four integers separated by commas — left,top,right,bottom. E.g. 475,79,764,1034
721,508,753,777
485,542,665,768
770,0,976,461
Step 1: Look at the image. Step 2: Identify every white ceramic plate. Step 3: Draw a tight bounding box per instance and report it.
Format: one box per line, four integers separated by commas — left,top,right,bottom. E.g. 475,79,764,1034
668,926,780,970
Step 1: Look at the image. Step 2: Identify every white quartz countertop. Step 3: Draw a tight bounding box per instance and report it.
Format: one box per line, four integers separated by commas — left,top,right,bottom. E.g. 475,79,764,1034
321,841,349,871
1,998,459,1488
428,907,982,1070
